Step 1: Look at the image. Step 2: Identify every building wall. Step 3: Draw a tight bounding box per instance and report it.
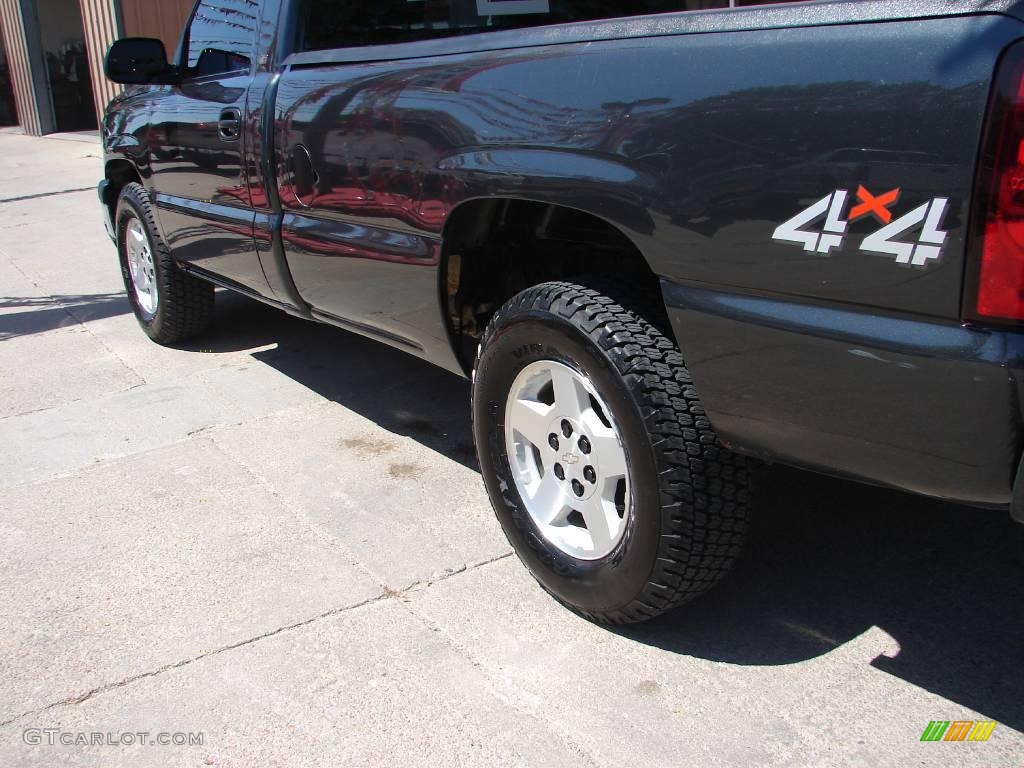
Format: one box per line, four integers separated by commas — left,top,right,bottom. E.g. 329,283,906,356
78,0,120,120
0,0,42,134
120,0,193,58
0,0,120,134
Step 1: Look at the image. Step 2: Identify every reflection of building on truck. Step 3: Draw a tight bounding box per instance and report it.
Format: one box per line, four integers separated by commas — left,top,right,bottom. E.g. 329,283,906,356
98,0,1024,625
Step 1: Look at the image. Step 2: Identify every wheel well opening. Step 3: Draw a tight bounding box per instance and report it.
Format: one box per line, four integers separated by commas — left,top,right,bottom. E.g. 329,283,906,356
442,198,659,372
104,160,142,221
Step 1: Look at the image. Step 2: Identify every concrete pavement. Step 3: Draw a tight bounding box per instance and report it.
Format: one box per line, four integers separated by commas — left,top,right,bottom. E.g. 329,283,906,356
0,130,1021,767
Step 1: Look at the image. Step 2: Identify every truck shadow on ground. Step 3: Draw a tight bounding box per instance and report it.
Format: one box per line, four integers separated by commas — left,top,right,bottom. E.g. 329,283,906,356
205,292,1024,731
189,291,480,468
618,468,1024,732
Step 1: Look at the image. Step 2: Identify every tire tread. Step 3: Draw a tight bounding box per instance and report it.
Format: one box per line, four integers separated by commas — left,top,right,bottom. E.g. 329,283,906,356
476,279,750,624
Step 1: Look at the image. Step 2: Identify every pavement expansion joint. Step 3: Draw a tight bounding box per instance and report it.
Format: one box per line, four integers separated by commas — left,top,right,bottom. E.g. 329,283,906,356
0,554,515,730
0,187,96,205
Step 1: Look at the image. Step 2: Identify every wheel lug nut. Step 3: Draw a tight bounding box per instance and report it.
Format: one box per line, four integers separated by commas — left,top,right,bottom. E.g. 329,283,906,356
583,466,596,483
578,436,591,454
548,433,559,450
561,420,573,438
554,463,565,481
571,479,584,497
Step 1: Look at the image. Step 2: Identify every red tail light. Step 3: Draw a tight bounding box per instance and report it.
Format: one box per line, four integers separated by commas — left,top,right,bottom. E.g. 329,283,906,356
972,43,1024,322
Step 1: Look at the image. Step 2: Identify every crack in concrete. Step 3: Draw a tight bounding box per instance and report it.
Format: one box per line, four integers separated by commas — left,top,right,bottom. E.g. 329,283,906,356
0,592,390,729
0,554,513,729
0,402,61,422
394,550,513,595
0,187,95,204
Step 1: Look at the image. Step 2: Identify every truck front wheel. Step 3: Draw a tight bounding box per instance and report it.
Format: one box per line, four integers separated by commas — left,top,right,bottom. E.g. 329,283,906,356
472,280,750,624
116,182,214,345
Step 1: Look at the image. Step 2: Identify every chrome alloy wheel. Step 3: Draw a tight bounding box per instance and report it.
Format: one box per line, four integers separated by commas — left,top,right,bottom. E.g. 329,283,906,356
125,216,158,316
504,360,631,560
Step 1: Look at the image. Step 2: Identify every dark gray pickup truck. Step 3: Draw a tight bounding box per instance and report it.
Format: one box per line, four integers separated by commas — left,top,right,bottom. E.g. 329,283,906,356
99,0,1024,623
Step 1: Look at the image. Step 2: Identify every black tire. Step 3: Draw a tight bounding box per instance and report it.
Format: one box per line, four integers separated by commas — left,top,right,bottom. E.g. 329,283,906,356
116,182,214,345
472,279,750,624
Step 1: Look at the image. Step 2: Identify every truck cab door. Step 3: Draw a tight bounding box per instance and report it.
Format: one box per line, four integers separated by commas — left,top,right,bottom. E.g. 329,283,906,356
148,0,267,295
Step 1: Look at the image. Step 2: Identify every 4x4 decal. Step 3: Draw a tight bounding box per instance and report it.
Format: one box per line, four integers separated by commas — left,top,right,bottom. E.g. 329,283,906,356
772,185,950,267
772,190,849,255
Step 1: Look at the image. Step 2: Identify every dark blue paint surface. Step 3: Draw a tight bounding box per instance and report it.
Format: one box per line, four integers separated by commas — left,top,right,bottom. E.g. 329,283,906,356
101,0,1024,506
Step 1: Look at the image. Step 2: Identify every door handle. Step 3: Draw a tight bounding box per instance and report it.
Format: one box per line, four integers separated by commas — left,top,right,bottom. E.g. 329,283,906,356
218,108,241,142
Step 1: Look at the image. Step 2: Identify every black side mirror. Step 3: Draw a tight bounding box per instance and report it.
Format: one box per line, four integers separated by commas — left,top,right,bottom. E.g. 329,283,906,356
105,38,172,85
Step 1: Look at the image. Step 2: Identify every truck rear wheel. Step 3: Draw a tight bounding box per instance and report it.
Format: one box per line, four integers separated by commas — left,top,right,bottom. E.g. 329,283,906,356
116,182,214,345
472,280,750,624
